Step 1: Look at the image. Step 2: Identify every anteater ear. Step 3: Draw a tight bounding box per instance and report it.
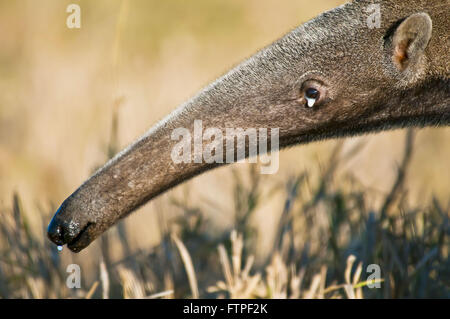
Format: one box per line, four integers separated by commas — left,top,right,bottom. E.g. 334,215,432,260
391,13,432,73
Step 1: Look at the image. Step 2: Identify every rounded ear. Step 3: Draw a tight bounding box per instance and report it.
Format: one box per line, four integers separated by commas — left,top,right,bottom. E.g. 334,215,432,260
390,13,432,75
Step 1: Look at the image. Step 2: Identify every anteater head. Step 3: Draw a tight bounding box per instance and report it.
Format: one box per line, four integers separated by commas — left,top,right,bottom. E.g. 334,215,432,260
48,0,449,252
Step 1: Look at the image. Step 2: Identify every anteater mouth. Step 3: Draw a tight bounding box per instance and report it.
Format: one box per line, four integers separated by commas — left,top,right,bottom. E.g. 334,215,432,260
67,222,95,253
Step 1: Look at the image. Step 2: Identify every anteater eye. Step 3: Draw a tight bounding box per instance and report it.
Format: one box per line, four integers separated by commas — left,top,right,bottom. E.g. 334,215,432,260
305,88,320,108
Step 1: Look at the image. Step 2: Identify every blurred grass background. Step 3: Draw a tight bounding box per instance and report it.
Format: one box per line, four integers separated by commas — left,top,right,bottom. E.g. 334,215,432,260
0,0,448,298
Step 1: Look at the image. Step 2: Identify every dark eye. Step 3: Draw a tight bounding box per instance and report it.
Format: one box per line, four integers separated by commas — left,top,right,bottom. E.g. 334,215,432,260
305,88,320,107
305,88,319,99
297,77,329,108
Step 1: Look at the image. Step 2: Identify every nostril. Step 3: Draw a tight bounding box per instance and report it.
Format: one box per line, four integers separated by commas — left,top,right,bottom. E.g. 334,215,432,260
47,220,65,245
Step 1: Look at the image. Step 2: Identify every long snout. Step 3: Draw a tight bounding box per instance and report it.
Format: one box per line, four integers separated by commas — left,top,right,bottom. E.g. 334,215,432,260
47,39,296,252
47,0,336,252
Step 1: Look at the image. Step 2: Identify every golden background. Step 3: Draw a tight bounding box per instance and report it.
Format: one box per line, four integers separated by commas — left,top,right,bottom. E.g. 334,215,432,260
0,0,448,297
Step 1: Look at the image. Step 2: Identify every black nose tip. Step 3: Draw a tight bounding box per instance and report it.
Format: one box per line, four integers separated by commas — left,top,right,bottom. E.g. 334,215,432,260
47,218,65,245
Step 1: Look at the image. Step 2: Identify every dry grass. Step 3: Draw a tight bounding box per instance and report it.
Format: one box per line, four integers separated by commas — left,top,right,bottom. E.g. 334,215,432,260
0,126,448,298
